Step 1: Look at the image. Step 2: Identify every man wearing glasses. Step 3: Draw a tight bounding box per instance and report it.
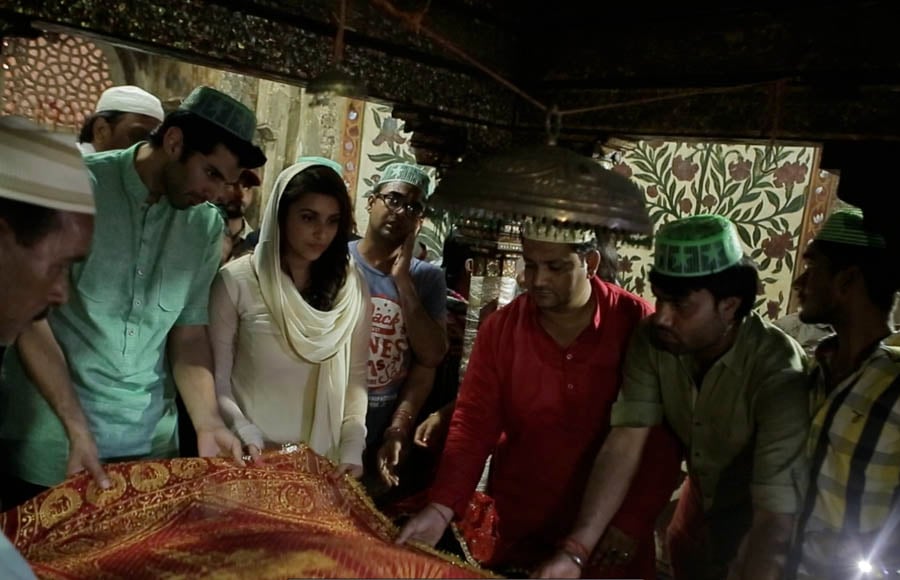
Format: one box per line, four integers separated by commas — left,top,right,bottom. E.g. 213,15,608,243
349,162,448,499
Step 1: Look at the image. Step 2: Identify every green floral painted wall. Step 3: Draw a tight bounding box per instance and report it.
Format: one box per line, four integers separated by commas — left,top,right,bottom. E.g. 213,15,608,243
348,109,836,322
353,102,448,259
614,140,821,321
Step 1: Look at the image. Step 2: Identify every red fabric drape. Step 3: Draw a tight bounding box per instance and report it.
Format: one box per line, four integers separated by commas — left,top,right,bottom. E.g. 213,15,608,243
1,445,496,579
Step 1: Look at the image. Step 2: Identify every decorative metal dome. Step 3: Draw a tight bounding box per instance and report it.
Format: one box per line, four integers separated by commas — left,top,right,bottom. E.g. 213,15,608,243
429,144,651,235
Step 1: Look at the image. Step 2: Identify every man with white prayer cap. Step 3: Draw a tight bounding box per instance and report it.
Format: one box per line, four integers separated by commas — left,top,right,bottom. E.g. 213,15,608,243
0,116,96,579
397,218,681,578
77,85,164,154
0,116,95,345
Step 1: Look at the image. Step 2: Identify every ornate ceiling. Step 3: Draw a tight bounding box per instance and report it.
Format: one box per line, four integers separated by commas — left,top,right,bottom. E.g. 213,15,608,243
2,0,899,159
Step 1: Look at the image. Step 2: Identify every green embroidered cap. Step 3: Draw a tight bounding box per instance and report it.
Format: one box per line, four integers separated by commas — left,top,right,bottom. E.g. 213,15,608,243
815,207,886,248
652,214,744,277
379,162,432,198
178,86,265,167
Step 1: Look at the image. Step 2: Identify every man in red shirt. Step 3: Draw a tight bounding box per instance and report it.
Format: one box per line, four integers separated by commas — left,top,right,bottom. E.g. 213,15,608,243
396,219,681,578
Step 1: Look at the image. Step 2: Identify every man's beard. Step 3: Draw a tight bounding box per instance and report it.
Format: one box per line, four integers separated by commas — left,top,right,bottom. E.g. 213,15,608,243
650,326,684,353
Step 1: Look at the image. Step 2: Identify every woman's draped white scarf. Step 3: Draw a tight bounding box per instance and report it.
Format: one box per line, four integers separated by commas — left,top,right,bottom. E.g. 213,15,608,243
252,161,364,461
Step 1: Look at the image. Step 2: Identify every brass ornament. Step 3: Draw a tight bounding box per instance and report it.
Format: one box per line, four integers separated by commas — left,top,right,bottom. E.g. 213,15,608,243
430,144,651,235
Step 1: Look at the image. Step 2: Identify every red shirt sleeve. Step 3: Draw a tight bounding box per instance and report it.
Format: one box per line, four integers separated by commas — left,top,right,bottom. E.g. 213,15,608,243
428,313,505,517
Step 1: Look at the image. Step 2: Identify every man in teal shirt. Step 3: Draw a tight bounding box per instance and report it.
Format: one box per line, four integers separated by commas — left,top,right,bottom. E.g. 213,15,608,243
0,87,267,506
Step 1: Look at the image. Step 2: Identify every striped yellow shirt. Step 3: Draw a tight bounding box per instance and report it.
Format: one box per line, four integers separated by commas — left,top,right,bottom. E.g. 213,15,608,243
793,333,900,577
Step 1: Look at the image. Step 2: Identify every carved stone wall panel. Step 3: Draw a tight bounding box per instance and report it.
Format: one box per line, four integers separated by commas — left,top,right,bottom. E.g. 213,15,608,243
1,33,113,131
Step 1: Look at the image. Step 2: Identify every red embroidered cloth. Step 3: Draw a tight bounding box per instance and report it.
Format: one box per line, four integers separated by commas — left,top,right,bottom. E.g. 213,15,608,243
1,445,495,579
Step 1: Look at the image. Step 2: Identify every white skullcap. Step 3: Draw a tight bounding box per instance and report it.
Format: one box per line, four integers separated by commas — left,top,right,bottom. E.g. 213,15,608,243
0,116,96,215
95,85,164,122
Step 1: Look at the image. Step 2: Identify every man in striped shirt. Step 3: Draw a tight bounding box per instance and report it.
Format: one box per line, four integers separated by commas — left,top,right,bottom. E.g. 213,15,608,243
787,208,900,579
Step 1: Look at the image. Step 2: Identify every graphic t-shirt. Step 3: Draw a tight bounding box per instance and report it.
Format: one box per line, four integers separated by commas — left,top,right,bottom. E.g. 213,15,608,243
348,241,447,445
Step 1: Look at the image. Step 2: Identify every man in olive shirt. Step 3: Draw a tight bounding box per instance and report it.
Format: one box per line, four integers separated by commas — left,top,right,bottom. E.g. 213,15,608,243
537,215,809,580
0,87,266,505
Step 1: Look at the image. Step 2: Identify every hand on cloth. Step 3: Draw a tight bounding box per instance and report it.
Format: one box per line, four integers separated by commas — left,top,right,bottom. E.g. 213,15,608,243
67,429,110,489
329,463,364,480
395,502,453,546
234,422,265,464
197,424,245,466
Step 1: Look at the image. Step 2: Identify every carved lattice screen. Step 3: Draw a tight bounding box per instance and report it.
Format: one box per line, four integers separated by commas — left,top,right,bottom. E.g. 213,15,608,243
1,34,113,132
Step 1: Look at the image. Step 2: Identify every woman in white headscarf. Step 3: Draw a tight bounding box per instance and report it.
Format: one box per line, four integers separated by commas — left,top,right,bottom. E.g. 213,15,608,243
209,158,370,477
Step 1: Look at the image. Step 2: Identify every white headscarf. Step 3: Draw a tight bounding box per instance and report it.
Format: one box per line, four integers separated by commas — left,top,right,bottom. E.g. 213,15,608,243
252,160,365,460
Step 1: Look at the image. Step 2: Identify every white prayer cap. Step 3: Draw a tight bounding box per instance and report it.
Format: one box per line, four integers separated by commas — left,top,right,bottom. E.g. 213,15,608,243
0,116,95,215
95,85,164,122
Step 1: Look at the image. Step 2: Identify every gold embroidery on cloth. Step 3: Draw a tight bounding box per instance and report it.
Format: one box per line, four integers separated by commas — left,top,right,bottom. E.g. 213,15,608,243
85,471,127,507
5,444,497,579
129,462,170,492
38,488,82,529
170,458,208,480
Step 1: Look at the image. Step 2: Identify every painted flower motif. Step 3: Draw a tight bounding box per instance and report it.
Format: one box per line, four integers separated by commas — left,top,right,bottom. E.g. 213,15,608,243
618,257,633,274
767,300,781,320
678,198,693,213
647,185,659,198
646,139,665,149
701,194,717,209
773,162,808,188
762,231,794,260
613,162,632,178
728,159,752,181
672,155,699,181
372,117,407,146
635,277,645,294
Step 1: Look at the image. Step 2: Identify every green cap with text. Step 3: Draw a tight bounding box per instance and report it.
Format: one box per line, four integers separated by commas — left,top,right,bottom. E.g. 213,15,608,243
652,214,744,277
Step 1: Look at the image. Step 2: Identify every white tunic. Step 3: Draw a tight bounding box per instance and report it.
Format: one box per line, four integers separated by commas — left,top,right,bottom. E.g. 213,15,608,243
209,255,369,465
